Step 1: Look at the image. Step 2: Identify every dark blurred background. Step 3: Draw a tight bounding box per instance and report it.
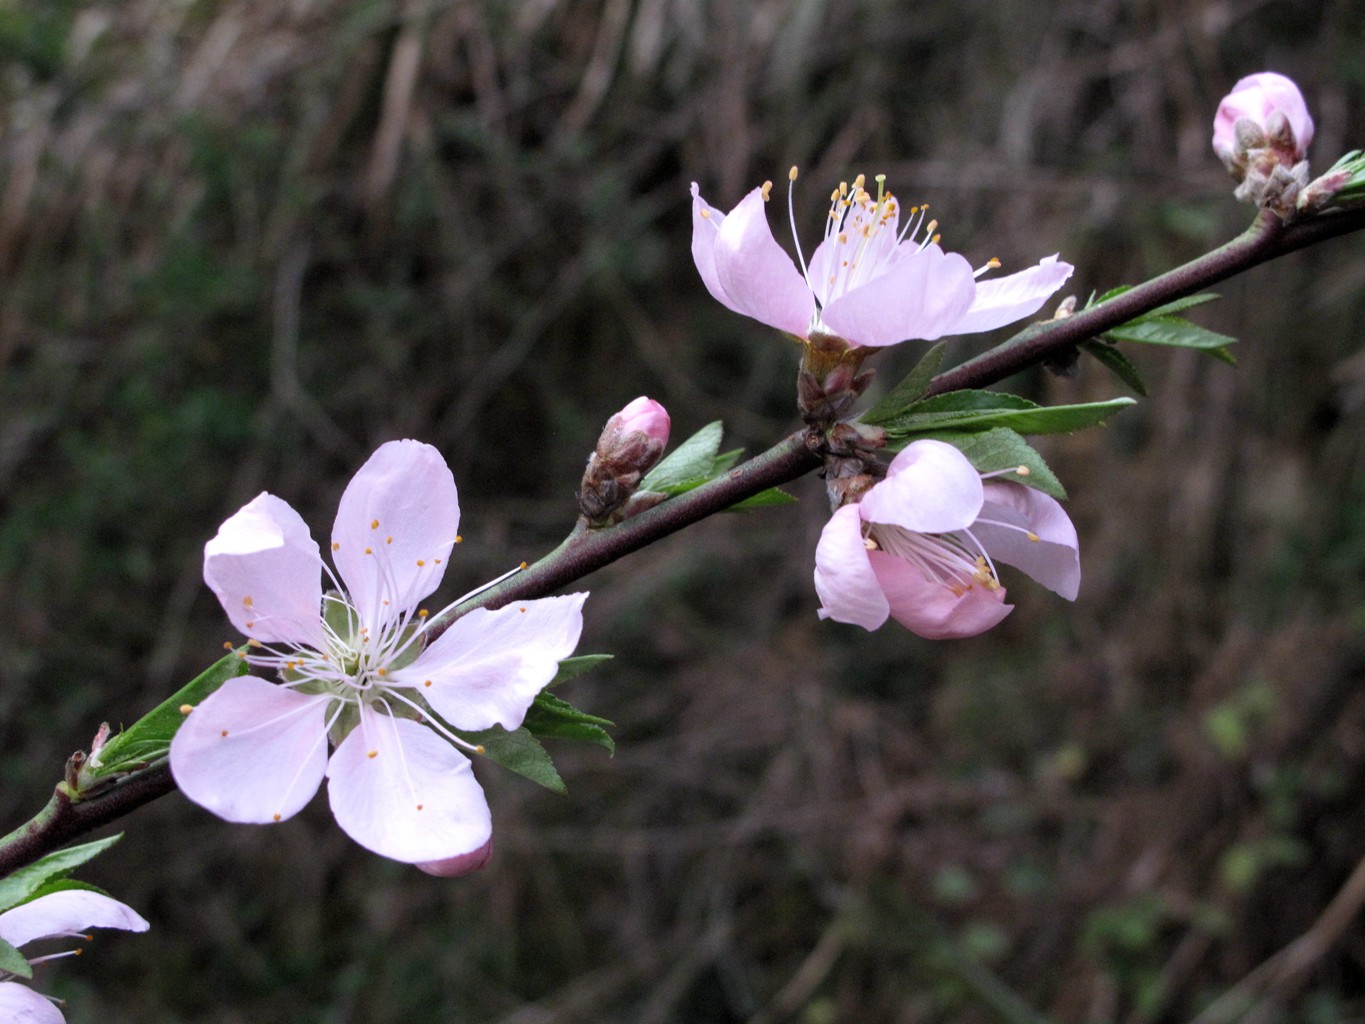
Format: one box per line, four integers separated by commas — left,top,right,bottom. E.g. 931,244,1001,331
2,1,1364,1021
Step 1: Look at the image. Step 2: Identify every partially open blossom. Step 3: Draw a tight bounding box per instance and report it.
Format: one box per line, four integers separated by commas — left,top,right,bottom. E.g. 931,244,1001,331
814,440,1079,638
171,440,588,868
580,396,671,521
1212,72,1314,174
0,890,148,1023
691,172,1073,349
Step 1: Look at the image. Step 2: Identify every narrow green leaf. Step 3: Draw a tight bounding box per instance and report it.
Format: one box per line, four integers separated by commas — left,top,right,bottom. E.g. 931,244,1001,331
731,487,798,510
887,427,1067,499
862,342,946,424
547,654,614,688
79,652,249,788
881,390,1134,436
1103,316,1237,353
639,421,723,493
463,727,566,795
1089,285,1132,307
0,936,30,979
525,692,615,755
0,835,123,913
1080,341,1148,396
1132,293,1220,321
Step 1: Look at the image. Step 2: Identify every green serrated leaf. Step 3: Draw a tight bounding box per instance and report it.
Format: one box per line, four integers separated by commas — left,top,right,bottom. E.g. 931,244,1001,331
547,654,614,688
0,936,30,978
0,835,123,913
1089,284,1133,307
1081,341,1148,396
862,342,946,424
731,487,798,510
463,727,566,795
525,692,615,755
1103,317,1237,359
886,427,1067,499
78,652,249,788
881,390,1134,436
1132,293,1220,321
639,422,723,493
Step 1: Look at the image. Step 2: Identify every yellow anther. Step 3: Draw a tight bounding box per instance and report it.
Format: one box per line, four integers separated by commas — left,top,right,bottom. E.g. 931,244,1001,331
223,641,233,650
370,519,379,529
247,638,262,648
416,804,424,811
829,187,840,202
332,542,340,551
455,535,463,544
364,546,373,555
988,257,1002,269
179,704,193,715
220,729,230,737
423,679,432,687
931,233,941,244
788,165,799,181
416,559,426,566
367,750,378,759
242,595,253,607
475,745,486,754
519,561,528,569
863,537,879,551
434,558,442,564
272,813,281,822
760,180,773,201
700,209,710,219
1027,531,1041,543
839,181,848,196
925,219,938,235
377,667,387,677
1015,465,1030,476
852,173,866,189
418,609,428,618
386,536,393,544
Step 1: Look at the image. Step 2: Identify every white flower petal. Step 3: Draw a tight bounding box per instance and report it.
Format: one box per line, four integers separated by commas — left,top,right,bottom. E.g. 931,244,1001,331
331,440,459,635
949,255,1074,336
204,493,327,648
0,891,148,950
327,710,491,864
394,593,587,732
170,676,330,824
814,504,889,630
712,187,815,337
861,440,984,534
0,982,65,1024
821,244,976,347
975,482,1081,600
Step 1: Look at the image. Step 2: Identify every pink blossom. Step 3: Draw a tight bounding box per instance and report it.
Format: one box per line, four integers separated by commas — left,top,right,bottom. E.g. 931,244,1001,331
170,440,588,867
1212,72,1314,169
0,890,149,1024
813,440,1079,638
691,173,1073,348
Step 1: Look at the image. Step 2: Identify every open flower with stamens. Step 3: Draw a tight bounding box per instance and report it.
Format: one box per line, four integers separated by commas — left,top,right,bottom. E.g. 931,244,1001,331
691,171,1073,349
814,440,1079,638
170,440,587,869
0,889,148,1023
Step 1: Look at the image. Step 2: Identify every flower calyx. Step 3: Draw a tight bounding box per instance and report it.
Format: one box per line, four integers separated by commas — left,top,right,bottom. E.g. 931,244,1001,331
579,397,671,524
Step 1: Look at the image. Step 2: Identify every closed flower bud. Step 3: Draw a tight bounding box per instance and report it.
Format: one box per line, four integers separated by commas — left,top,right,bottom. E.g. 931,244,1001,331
1212,72,1314,181
579,397,671,522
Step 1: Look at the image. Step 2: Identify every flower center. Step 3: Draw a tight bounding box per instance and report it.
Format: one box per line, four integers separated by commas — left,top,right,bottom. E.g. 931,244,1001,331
867,523,1001,596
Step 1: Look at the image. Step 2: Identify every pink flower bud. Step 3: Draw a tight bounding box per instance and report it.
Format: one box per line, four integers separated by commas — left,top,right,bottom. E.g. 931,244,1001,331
1212,72,1314,173
611,396,671,447
579,397,672,522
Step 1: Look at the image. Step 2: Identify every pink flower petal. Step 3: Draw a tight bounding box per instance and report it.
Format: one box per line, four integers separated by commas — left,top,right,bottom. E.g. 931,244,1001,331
416,838,492,877
975,482,1081,600
0,891,148,950
860,440,984,534
690,183,732,309
326,709,491,864
805,200,903,308
711,187,814,337
948,255,1074,336
170,676,330,824
820,244,976,347
204,493,327,648
0,982,65,1024
869,550,1013,638
814,504,889,630
331,440,460,634
1213,72,1314,162
393,593,587,732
